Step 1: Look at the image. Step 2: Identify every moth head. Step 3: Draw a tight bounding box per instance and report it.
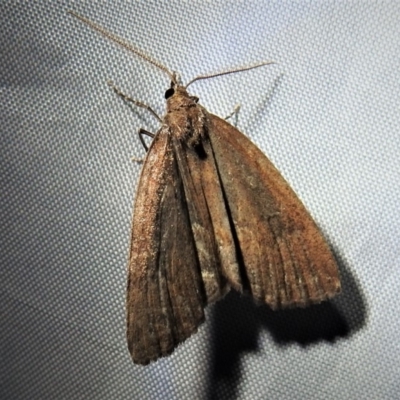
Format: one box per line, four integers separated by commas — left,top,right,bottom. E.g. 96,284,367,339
164,85,175,100
165,74,199,105
165,72,185,100
165,85,199,103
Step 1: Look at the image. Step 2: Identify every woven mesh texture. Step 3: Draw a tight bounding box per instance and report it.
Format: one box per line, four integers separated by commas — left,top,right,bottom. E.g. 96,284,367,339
1,1,399,399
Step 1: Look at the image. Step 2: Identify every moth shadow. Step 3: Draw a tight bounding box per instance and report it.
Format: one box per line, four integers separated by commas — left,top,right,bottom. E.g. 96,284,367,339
206,254,367,399
240,72,285,134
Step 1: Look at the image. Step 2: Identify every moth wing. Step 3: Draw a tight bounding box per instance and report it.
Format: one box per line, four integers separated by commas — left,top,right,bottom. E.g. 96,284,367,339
127,129,206,365
208,114,341,309
171,136,233,303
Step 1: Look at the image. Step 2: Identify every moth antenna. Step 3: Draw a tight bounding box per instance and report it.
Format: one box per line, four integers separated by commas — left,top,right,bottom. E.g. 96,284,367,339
68,10,177,84
185,61,275,88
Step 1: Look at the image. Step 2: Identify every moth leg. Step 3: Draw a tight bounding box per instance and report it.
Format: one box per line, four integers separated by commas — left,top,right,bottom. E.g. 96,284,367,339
130,129,156,163
224,104,241,126
107,80,159,161
138,128,155,151
107,80,162,122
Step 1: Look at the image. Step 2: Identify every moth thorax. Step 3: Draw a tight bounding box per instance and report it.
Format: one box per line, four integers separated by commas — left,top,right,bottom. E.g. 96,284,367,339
166,102,208,148
182,107,208,148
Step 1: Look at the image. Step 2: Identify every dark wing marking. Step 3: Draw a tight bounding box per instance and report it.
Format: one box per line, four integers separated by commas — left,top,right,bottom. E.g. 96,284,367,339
207,114,341,309
127,129,206,364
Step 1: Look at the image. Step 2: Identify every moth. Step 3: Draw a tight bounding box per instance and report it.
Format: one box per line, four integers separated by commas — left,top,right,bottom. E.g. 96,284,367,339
69,11,341,365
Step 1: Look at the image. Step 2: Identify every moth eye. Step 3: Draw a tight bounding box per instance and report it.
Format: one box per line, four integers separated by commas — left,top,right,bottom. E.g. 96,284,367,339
165,88,175,99
191,96,199,103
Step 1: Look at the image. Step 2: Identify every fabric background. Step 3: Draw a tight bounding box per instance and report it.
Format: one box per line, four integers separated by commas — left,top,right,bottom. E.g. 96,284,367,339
1,1,399,399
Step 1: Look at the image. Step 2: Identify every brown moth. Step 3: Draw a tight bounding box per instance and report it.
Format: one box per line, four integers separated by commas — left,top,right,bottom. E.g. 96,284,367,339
69,11,341,365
